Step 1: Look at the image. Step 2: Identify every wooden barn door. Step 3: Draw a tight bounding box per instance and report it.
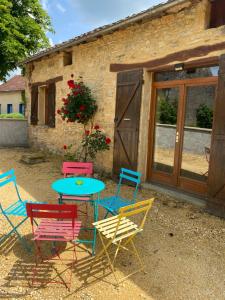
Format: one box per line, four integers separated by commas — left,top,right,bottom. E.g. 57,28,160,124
113,69,143,175
207,54,225,217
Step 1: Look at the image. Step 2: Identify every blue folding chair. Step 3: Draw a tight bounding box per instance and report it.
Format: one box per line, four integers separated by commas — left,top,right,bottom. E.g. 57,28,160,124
97,168,142,218
0,169,38,252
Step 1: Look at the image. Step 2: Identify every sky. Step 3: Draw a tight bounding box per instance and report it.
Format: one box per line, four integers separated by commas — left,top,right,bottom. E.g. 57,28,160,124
7,0,164,79
41,0,164,45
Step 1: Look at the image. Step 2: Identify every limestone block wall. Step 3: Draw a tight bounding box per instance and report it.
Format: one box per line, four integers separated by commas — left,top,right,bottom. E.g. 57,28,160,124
25,0,225,177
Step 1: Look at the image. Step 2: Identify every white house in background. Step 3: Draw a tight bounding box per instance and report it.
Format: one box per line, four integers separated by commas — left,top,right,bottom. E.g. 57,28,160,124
0,75,25,115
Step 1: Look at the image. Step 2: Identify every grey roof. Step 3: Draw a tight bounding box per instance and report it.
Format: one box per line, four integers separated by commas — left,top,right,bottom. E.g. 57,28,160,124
23,0,188,64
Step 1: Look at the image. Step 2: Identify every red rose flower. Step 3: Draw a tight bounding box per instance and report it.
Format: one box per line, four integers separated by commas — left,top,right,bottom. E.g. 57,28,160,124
105,137,111,144
73,91,79,96
67,93,70,97
94,124,100,130
67,80,75,89
57,109,61,114
63,145,67,150
85,130,90,135
79,105,85,111
76,113,81,118
64,110,69,114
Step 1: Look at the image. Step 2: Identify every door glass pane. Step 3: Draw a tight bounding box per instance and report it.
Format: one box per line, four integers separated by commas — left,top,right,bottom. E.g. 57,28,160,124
153,88,179,173
181,85,215,181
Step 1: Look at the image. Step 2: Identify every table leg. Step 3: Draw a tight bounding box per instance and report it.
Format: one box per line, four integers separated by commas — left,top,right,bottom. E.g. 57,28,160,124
92,192,99,256
59,194,63,204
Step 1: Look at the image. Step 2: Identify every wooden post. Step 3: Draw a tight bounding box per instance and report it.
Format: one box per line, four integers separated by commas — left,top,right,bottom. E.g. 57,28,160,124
207,54,225,218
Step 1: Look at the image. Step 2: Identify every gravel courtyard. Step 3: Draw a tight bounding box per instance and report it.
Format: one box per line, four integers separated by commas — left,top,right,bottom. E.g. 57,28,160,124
0,148,224,300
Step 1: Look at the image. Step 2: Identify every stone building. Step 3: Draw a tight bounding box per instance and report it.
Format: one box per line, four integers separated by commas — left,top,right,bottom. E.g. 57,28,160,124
0,75,25,115
23,0,225,217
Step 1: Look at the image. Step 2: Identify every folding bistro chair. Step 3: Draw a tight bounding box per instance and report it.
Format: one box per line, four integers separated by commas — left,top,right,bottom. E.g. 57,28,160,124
97,168,142,218
93,198,154,286
26,203,81,290
59,162,93,220
0,169,36,252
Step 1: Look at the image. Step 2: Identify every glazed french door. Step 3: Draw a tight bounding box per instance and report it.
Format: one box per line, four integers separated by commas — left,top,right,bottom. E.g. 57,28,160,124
148,77,218,195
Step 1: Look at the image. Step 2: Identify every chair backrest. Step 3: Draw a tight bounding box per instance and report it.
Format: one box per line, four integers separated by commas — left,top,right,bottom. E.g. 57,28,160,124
62,162,93,178
118,198,154,231
205,147,210,163
0,169,22,202
116,168,142,202
26,203,78,238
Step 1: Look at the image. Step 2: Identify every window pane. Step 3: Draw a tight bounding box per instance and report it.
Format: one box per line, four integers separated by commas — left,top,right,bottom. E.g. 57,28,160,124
155,66,219,82
153,88,179,174
180,85,215,181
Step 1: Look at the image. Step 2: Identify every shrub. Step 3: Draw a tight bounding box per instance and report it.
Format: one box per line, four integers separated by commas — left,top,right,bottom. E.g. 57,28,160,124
196,104,213,129
158,99,177,125
0,113,25,119
57,75,97,125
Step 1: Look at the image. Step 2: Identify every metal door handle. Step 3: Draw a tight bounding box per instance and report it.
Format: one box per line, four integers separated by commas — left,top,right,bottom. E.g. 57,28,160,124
123,118,131,121
176,131,179,143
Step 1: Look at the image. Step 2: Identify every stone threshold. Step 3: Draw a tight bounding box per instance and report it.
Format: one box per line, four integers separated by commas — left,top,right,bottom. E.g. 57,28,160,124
143,182,206,207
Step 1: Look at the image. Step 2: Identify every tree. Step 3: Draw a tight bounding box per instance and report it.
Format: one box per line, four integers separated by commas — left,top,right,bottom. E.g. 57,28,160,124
196,104,213,129
0,0,53,80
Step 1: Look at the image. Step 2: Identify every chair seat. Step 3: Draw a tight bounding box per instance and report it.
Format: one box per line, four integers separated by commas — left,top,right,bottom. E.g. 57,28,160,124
33,219,82,242
93,215,141,243
59,195,90,201
97,196,134,214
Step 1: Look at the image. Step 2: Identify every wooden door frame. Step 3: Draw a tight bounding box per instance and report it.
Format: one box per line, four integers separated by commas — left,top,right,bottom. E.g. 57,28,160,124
147,76,218,196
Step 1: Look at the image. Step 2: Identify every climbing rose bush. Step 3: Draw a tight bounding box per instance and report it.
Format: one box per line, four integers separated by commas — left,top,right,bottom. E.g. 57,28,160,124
57,75,97,125
63,125,111,162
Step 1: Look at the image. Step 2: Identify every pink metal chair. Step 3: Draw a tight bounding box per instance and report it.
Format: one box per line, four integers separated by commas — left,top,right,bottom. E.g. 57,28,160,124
60,162,93,222
26,203,81,290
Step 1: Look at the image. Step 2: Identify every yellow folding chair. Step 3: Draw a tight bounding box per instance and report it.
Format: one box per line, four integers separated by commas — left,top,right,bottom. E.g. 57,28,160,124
93,198,154,285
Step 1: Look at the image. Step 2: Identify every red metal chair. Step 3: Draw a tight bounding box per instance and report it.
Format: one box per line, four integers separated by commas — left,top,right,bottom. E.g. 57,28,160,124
26,203,81,290
60,162,93,223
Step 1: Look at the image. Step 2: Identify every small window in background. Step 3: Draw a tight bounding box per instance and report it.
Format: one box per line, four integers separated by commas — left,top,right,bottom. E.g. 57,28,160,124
63,51,73,66
209,0,225,28
7,104,13,114
19,103,25,115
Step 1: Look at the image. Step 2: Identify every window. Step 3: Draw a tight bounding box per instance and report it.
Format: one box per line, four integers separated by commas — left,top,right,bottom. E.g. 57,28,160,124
19,103,25,115
63,51,73,66
31,82,56,127
7,104,13,114
209,0,225,28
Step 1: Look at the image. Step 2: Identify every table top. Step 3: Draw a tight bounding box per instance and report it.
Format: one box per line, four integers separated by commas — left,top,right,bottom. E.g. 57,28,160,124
51,177,105,196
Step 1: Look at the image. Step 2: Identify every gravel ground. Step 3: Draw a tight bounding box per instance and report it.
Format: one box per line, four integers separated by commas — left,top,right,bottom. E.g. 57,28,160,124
0,148,224,300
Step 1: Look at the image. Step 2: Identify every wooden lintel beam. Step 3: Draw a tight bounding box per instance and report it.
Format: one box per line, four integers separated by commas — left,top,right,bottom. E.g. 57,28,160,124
110,41,225,72
30,76,63,87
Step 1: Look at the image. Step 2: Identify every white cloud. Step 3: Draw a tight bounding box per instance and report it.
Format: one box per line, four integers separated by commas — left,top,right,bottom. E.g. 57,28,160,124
41,0,49,10
56,3,66,13
49,37,54,46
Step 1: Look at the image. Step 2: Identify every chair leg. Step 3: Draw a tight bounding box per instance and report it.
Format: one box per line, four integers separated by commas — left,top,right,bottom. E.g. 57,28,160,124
95,233,119,286
0,214,30,252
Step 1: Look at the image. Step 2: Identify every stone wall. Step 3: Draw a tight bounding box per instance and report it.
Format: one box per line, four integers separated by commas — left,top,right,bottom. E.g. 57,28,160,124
155,124,212,154
25,0,225,178
0,119,28,147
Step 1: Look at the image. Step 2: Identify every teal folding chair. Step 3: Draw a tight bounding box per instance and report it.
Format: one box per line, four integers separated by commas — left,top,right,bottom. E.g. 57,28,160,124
0,169,38,252
97,168,142,218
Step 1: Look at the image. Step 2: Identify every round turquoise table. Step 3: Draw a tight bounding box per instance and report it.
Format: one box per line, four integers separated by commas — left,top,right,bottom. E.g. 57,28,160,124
52,177,105,255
